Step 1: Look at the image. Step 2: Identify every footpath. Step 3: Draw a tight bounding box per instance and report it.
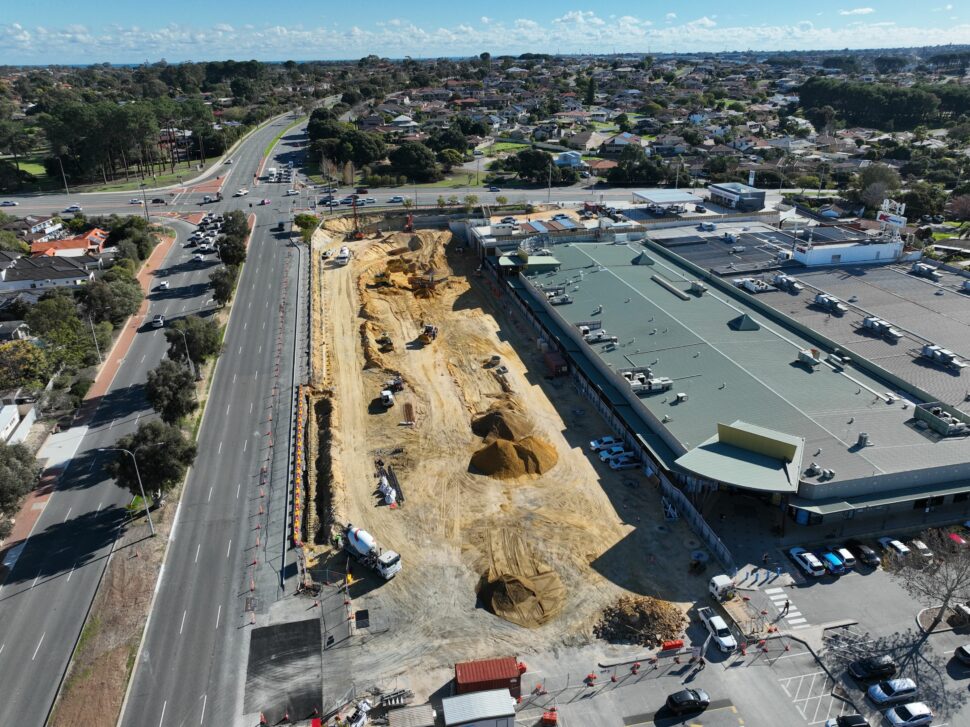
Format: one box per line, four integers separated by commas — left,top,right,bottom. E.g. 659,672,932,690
0,230,179,583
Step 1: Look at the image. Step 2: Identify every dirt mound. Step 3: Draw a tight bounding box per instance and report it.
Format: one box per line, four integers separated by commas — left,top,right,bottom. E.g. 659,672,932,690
594,595,687,646
471,400,534,442
470,436,558,479
479,529,566,628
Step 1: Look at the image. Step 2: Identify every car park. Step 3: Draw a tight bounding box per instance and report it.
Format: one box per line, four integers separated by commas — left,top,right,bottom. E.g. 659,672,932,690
848,654,897,682
151,314,165,328
819,550,846,575
879,537,911,558
824,716,869,727
789,547,826,577
589,436,618,451
954,644,970,665
884,702,932,726
609,456,641,471
665,688,710,714
0,200,18,206
910,539,933,561
867,678,917,705
846,540,881,567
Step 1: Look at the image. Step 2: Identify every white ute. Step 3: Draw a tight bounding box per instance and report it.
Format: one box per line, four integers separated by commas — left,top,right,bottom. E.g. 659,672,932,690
697,605,737,653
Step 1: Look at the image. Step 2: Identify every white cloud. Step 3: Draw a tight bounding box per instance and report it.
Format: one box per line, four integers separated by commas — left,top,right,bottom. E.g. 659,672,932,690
665,12,677,21
689,17,718,29
480,16,490,24
554,11,605,26
839,7,875,15
213,23,234,33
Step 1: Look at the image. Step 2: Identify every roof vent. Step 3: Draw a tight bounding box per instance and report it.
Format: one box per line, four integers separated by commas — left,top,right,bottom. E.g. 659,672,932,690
856,432,870,448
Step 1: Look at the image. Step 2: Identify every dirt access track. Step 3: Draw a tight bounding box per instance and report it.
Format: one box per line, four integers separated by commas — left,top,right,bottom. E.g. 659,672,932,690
313,224,708,697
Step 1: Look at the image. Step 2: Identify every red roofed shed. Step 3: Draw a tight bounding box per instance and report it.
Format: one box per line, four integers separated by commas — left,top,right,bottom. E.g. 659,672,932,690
454,656,521,697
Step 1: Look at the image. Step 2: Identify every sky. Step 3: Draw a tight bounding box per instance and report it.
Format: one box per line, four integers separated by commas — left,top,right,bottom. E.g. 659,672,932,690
0,1,968,64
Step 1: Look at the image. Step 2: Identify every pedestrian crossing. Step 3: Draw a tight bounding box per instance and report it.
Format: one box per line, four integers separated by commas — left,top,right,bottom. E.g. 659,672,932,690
765,586,812,630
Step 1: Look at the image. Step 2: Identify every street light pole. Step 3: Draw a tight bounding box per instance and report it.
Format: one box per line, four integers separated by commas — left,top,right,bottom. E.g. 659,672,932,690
88,315,102,364
174,327,199,380
57,155,70,196
139,183,150,222
99,447,155,536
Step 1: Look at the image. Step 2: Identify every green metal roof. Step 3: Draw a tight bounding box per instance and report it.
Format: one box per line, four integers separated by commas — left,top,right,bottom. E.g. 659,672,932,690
791,480,970,515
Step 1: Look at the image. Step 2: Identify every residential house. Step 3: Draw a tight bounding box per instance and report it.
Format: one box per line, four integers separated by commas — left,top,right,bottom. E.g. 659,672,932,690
586,158,618,176
0,321,30,341
652,135,690,156
599,132,647,158
554,151,585,169
1,215,65,245
31,227,107,257
565,130,608,152
0,254,98,292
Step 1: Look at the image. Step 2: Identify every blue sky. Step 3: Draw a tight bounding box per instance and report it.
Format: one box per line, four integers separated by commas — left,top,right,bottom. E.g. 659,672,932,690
1,1,968,64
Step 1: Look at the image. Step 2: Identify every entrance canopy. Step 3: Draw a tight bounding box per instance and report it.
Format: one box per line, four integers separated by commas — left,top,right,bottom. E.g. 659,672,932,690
632,188,704,206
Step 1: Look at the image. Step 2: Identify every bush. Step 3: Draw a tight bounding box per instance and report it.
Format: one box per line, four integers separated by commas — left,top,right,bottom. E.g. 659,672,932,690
69,376,94,407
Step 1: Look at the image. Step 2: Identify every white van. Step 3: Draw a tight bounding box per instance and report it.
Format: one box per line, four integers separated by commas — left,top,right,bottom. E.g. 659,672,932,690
334,247,351,266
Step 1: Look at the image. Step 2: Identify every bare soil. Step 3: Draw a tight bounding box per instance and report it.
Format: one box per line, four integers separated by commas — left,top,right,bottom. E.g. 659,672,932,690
312,227,709,699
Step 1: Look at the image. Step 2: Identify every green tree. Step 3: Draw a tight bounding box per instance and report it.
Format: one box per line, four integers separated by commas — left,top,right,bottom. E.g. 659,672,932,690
428,126,468,153
0,229,29,253
0,441,41,539
495,195,508,205
615,113,632,133
0,340,51,390
145,359,198,424
436,195,447,209
389,141,440,182
510,148,554,183
221,210,249,240
25,292,93,368
292,213,319,244
165,315,220,367
438,148,463,172
80,278,142,327
462,194,479,212
902,181,946,218
106,420,197,501
209,265,240,307
218,236,247,266
584,76,596,106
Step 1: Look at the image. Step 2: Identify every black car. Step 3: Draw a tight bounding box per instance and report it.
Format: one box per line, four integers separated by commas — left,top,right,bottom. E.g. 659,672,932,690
665,688,710,714
827,716,869,727
695,204,707,213
955,644,970,666
151,197,168,205
848,654,896,681
846,539,881,567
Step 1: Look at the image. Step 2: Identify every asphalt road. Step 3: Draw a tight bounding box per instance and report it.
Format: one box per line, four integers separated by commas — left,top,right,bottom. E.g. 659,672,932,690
0,115,299,727
118,122,306,727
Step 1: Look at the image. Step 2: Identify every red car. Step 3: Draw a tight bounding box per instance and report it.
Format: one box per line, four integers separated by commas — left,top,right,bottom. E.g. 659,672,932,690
949,533,968,547
259,198,271,206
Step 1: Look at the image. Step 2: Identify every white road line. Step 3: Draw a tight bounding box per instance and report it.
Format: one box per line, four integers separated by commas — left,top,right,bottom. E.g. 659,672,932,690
236,483,241,499
32,572,41,587
179,610,187,635
67,561,76,582
226,402,231,416
787,617,808,625
226,539,232,558
244,322,248,330
63,507,72,522
0,643,4,657
258,345,262,354
249,402,253,413
254,371,258,380
216,604,221,630
195,543,201,563
792,623,813,629
218,441,223,454
140,354,146,364
109,418,116,429
243,440,248,452
96,501,103,512
232,373,236,384
159,701,167,727
786,610,803,618
207,486,213,503
238,345,242,355
31,632,45,660
200,694,207,724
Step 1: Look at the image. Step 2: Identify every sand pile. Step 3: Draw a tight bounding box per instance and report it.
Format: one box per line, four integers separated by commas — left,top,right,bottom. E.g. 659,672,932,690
471,400,533,442
470,436,557,479
594,595,687,646
478,529,566,628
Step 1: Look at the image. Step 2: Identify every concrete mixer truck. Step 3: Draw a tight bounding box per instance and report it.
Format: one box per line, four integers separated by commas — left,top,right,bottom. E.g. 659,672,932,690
343,524,402,580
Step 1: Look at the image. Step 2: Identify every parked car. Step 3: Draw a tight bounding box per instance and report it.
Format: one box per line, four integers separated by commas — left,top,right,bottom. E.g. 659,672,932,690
500,216,517,224
832,547,857,569
193,254,204,262
599,446,633,463
157,281,169,290
818,550,846,575
867,678,917,705
848,654,896,681
789,547,825,577
884,702,932,727
609,456,641,471
954,643,970,665
589,436,618,452
846,539,881,567
824,716,869,727
879,538,911,558
694,204,707,213
665,688,710,714
909,539,933,561
0,200,18,206
151,314,165,328
948,533,968,548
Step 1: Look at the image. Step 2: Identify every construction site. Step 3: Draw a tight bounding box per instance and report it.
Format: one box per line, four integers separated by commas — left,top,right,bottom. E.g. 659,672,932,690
300,210,710,707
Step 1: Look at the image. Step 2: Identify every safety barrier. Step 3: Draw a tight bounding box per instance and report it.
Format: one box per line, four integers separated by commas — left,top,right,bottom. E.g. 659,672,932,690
293,384,306,546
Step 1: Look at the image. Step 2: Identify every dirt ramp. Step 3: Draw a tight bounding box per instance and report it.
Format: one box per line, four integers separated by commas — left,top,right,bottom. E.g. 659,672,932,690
470,436,558,479
479,529,565,628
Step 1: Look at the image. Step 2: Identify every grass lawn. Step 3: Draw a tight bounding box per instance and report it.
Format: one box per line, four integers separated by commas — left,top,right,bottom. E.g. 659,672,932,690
486,140,529,154
78,162,223,193
414,174,478,189
18,158,47,177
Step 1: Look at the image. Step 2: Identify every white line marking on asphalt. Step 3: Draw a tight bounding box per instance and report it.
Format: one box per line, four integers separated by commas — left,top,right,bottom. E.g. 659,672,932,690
109,418,116,429
31,632,45,660
258,345,262,354
236,483,241,499
787,617,807,625
249,402,253,413
787,610,802,618
67,561,76,581
793,623,812,629
243,440,248,452
207,486,212,503
226,402,231,416
262,321,265,330
32,572,41,587
244,322,247,330
63,507,72,522
97,501,103,512
179,610,187,634
216,604,221,630
254,371,258,380
195,543,201,563
232,373,236,384
159,701,167,727
200,694,207,724
140,354,146,364
218,441,223,454
226,539,232,558
764,587,785,594
0,643,4,657
238,345,242,355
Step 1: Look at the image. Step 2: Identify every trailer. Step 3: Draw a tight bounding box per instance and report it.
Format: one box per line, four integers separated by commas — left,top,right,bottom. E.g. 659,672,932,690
733,277,773,294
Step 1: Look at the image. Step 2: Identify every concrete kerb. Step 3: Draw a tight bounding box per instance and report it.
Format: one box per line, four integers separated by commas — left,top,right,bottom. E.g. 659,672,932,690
916,605,957,634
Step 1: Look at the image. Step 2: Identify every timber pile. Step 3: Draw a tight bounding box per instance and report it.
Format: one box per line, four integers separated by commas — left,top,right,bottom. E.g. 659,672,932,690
594,595,686,646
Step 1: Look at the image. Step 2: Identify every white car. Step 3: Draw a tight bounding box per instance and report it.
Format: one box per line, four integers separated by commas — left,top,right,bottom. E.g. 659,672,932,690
879,537,911,557
387,195,405,203
909,539,933,561
225,158,233,164
834,547,857,569
0,200,18,206
285,189,298,196
885,702,932,727
151,314,165,328
234,189,249,197
63,204,82,213
589,436,618,452
362,197,377,204
610,456,641,471
194,254,204,262
157,280,170,290
599,445,630,462
789,547,826,577
129,198,142,204
868,678,917,705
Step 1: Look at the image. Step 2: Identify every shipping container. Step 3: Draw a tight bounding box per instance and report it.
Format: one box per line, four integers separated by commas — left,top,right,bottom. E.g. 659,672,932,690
543,350,568,377
454,656,521,697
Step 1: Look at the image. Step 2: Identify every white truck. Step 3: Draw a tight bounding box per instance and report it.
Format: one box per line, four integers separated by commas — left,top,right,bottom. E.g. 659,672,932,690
697,605,737,653
334,246,351,266
343,525,402,580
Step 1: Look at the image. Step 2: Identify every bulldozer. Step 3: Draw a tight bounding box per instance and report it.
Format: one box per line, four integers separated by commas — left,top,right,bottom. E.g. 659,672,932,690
376,332,394,352
418,323,438,344
373,270,391,287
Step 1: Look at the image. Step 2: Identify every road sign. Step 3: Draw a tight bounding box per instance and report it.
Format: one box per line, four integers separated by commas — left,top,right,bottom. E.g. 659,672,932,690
876,210,907,228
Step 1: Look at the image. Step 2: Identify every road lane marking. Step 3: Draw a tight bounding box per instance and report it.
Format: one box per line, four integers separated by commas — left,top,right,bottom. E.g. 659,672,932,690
787,617,807,625
0,643,4,657
97,501,103,512
244,322,247,330
195,543,201,563
32,572,42,587
243,440,248,452
254,371,258,380
207,486,212,502
216,604,221,630
236,483,240,499
159,700,167,727
200,694,207,724
63,507,72,522
226,402,231,416
67,561,76,581
232,374,236,384
218,441,223,454
109,418,116,429
226,539,232,558
31,632,45,660
179,610,187,634
140,354,146,364
250,402,254,413
258,345,262,354
238,345,242,355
